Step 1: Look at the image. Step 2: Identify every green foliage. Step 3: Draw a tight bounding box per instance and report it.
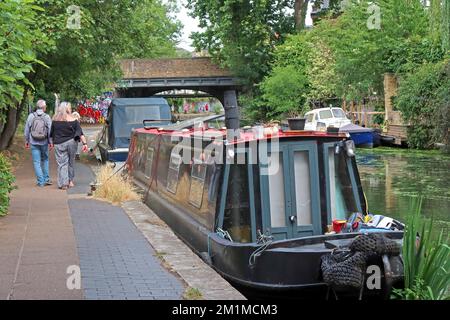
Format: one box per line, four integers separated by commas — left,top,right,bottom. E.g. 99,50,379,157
244,28,337,120
260,65,309,118
33,0,181,104
1,0,181,149
0,153,15,216
213,104,223,115
188,0,295,86
395,59,449,149
0,0,45,119
311,0,444,100
392,198,450,300
243,0,448,124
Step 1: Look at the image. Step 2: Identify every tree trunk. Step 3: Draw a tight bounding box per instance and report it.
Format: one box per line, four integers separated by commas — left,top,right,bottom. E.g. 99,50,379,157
0,92,27,151
0,107,19,150
294,0,309,31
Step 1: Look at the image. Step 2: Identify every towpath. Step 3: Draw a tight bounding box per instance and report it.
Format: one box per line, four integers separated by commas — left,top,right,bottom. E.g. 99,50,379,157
0,143,184,300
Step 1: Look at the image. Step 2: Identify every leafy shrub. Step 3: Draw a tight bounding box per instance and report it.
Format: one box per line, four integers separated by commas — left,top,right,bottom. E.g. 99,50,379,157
0,153,15,216
259,65,310,119
396,59,450,150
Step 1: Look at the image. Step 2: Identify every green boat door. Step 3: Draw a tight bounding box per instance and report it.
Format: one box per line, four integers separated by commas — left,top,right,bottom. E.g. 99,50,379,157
261,141,322,240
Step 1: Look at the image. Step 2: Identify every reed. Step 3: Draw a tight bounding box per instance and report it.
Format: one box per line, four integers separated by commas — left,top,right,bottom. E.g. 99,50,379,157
94,165,141,205
393,198,450,300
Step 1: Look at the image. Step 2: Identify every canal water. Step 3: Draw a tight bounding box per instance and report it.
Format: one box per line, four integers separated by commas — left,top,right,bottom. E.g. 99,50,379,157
356,147,450,232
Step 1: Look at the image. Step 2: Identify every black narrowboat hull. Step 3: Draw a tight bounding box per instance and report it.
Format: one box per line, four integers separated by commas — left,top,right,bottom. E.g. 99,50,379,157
137,180,403,299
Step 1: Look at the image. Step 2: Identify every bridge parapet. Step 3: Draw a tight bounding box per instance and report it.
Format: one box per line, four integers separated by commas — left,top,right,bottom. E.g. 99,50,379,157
120,58,233,79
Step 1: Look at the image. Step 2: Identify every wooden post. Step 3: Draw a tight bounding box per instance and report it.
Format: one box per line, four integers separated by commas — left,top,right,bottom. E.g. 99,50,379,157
384,73,398,124
358,102,362,124
350,101,354,122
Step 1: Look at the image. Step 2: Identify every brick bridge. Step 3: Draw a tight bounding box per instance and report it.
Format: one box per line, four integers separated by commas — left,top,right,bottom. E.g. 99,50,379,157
116,58,242,129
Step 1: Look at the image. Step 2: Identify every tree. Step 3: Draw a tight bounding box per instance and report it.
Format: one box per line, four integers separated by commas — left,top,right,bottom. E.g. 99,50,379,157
396,59,449,150
0,0,46,150
294,0,309,31
261,65,310,119
188,0,296,87
0,0,181,151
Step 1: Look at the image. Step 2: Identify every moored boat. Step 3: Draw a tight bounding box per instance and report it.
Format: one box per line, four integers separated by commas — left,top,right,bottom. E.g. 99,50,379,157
126,119,404,299
98,98,172,162
340,123,375,148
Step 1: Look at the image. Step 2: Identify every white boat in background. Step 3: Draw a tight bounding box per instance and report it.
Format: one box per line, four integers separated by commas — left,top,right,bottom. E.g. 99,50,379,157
304,107,376,148
304,107,352,131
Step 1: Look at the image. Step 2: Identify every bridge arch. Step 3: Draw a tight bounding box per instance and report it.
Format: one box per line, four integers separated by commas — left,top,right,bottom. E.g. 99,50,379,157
116,58,242,129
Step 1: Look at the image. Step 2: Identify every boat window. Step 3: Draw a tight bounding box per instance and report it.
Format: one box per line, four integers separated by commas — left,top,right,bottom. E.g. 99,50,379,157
319,110,333,120
167,152,182,194
293,151,312,225
268,153,286,228
189,156,207,208
223,165,252,243
144,147,154,178
125,106,161,125
315,113,319,121
306,114,314,123
332,108,346,119
133,135,146,169
328,148,359,220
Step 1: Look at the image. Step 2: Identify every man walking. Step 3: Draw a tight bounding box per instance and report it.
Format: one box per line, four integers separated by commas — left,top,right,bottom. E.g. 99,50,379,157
24,100,53,187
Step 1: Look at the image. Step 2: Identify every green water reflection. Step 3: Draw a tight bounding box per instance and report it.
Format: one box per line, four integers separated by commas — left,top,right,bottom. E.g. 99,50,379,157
356,148,450,228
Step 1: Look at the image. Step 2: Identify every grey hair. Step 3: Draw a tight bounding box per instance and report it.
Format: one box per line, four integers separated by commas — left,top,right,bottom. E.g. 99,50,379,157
36,100,46,110
53,102,72,121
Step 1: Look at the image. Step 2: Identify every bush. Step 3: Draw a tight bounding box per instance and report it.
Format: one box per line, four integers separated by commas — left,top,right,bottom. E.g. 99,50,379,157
0,153,15,216
260,65,310,119
396,59,450,150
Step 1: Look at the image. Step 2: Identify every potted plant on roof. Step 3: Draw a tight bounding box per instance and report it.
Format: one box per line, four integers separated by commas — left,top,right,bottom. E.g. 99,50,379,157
287,103,310,131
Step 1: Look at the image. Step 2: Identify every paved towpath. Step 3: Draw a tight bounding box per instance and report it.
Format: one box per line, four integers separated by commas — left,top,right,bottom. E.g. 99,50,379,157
0,151,82,299
68,163,183,300
0,149,184,300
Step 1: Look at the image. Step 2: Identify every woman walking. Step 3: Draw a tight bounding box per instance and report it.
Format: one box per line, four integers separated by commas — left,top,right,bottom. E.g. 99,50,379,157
50,102,88,190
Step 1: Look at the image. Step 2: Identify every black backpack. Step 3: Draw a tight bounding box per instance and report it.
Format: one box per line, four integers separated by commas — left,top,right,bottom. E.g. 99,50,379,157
30,113,48,141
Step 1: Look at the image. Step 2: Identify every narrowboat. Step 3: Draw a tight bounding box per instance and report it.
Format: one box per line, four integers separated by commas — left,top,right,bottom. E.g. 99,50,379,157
98,98,172,162
126,119,404,299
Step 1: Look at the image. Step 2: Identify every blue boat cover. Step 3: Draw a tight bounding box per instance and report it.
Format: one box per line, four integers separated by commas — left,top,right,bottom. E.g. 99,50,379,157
108,98,171,149
339,123,374,133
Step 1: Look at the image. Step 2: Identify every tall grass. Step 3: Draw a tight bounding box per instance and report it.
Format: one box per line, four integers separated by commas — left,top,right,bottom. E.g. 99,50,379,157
94,165,141,204
393,198,450,300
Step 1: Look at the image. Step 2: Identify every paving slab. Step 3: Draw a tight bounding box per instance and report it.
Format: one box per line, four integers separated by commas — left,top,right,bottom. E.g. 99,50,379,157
68,192,184,300
0,151,82,300
122,201,246,300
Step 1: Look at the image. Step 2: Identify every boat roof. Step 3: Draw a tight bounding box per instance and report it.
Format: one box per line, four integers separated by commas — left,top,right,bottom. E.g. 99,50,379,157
111,97,169,107
305,107,344,114
134,126,349,144
340,123,373,133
